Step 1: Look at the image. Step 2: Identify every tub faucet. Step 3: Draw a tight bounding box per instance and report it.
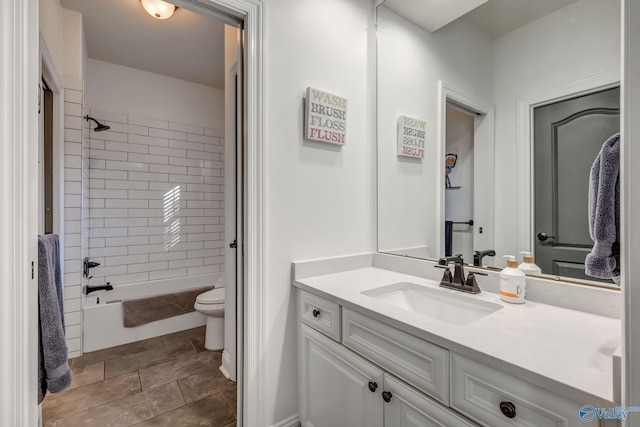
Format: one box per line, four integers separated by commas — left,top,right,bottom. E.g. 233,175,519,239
84,284,113,295
473,249,496,267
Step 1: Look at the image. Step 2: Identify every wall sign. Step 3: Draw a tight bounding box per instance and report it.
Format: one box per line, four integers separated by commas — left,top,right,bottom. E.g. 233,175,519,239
305,87,347,145
397,115,426,158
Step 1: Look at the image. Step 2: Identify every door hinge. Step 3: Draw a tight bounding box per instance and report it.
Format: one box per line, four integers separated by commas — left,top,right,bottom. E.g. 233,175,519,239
230,240,237,249
31,261,34,280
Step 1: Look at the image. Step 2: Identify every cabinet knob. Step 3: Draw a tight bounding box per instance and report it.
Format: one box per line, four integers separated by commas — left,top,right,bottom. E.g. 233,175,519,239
312,309,320,318
382,391,392,403
368,381,378,393
499,401,516,418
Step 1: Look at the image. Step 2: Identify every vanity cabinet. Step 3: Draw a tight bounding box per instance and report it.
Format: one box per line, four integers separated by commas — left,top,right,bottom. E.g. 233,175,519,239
450,354,619,427
383,374,478,427
298,290,478,427
342,308,449,405
299,323,384,427
297,288,618,427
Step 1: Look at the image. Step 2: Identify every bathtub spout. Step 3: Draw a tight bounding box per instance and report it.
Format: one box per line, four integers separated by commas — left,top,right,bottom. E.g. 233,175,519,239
84,284,113,295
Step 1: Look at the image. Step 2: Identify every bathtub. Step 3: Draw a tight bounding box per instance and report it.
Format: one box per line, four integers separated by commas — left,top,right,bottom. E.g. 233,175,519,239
82,273,222,353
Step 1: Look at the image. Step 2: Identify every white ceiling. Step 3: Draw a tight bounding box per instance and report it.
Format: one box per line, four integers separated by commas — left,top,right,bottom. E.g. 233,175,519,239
60,0,225,88
464,0,579,38
383,0,489,33
382,0,580,38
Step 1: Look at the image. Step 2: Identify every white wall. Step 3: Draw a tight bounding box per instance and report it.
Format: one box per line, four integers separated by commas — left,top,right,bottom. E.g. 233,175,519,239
39,0,64,74
492,0,621,260
377,6,493,254
264,0,375,423
61,9,83,80
86,59,224,129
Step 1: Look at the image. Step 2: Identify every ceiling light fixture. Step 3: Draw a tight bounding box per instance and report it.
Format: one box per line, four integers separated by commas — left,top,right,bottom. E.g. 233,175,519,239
140,0,177,20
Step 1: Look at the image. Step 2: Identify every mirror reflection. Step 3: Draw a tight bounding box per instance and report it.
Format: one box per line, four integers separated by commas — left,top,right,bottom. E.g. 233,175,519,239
377,0,621,288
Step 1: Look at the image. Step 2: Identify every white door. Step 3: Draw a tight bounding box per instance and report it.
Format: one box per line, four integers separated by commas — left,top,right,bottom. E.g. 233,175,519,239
299,324,384,427
383,374,479,427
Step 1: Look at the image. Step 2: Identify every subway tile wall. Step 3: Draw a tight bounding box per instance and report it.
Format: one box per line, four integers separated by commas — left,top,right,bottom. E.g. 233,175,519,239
63,77,85,358
86,110,225,287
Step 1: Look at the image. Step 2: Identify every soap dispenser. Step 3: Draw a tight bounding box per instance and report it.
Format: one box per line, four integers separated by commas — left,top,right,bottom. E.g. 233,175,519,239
500,255,526,304
518,251,542,276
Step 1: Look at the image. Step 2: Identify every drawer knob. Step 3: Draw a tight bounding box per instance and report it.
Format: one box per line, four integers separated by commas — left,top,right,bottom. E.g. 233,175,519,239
382,391,392,403
368,381,378,393
499,401,516,419
312,309,320,318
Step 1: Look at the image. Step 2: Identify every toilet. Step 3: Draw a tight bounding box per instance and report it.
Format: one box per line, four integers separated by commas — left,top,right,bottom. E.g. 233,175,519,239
194,287,225,350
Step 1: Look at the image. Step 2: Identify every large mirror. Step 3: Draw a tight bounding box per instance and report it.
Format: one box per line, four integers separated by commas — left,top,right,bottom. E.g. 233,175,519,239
377,0,621,288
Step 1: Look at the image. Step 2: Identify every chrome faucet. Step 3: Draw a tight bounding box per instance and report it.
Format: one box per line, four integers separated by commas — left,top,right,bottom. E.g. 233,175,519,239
436,257,485,294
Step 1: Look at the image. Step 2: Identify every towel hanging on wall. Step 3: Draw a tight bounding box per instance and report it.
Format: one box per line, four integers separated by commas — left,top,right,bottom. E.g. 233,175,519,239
444,221,453,257
585,133,620,282
38,234,72,403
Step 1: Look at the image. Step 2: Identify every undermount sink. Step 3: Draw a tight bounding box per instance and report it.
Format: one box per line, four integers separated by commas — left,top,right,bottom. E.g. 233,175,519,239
361,282,502,325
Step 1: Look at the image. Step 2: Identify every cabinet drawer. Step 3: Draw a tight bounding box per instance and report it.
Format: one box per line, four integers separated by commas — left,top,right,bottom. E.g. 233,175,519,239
451,353,587,427
342,308,449,405
298,290,341,341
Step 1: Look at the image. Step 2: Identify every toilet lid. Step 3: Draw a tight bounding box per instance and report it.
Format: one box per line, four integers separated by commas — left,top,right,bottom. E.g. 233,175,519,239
196,287,225,304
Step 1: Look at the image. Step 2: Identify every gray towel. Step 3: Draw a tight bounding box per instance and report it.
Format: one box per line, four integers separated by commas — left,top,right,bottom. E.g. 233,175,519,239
585,133,620,281
38,234,72,403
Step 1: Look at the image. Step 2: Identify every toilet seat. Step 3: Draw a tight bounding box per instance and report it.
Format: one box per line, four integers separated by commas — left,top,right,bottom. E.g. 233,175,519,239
196,287,225,305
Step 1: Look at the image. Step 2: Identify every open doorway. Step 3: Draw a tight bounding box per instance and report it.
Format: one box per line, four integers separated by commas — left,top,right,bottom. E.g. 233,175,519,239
444,102,475,263
38,0,246,425
438,82,495,267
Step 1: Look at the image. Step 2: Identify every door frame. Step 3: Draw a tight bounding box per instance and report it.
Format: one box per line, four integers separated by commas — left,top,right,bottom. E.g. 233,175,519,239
515,70,620,255
437,81,495,259
1,0,266,426
40,33,65,245
221,62,240,383
622,0,640,413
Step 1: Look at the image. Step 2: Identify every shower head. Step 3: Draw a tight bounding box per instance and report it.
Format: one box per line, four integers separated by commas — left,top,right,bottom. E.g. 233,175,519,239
84,115,111,132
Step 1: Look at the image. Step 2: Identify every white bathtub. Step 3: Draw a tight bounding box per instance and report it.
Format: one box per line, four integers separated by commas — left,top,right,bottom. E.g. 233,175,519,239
82,273,222,353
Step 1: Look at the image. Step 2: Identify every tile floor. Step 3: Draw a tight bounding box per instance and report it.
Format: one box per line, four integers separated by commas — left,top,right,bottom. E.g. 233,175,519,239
42,326,237,427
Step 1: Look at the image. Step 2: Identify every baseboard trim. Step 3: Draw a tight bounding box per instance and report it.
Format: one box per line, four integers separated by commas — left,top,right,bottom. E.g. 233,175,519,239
271,414,300,427
220,349,235,381
220,350,231,381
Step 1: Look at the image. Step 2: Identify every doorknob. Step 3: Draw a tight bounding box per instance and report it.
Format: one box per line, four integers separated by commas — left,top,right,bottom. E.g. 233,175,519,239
537,232,555,242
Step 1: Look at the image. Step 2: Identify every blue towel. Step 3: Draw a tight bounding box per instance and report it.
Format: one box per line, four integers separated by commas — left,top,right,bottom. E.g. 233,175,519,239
445,221,453,257
38,234,72,403
585,133,620,281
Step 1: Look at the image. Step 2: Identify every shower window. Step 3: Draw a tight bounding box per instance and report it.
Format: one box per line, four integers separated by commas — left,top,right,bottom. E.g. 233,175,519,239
40,79,54,235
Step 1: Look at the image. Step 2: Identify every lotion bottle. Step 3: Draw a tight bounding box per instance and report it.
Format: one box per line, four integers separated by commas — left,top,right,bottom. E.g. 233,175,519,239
500,255,526,304
518,251,542,276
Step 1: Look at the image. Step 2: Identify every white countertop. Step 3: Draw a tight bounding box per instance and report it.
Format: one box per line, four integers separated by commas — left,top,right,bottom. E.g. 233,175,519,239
293,266,621,406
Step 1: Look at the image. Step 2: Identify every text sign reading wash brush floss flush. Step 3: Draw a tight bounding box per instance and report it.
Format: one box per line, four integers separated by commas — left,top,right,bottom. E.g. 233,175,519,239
305,87,348,145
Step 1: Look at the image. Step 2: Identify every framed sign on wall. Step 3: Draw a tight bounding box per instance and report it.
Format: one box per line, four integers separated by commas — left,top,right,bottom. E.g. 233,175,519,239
397,115,426,158
304,87,348,145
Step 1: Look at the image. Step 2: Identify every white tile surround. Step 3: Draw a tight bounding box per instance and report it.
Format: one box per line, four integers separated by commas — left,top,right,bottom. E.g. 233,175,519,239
85,110,225,288
63,77,85,358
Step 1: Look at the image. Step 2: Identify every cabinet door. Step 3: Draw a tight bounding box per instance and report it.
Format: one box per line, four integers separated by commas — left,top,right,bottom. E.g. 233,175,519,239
299,323,384,427
383,374,479,427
